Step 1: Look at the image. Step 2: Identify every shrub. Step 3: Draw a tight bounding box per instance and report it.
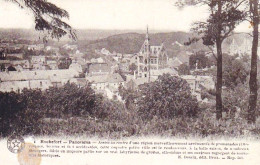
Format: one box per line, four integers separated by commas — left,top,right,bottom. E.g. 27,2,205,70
45,83,97,117
0,91,41,137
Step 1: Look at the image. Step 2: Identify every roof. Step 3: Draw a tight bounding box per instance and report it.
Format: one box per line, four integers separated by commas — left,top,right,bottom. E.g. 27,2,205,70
47,60,57,64
180,75,196,80
133,77,156,86
151,68,178,76
106,73,124,83
88,63,111,73
168,58,183,68
0,69,78,82
86,73,124,84
86,75,107,83
0,60,11,64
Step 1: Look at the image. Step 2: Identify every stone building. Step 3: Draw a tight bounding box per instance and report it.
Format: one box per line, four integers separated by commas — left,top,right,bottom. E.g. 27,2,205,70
137,27,168,80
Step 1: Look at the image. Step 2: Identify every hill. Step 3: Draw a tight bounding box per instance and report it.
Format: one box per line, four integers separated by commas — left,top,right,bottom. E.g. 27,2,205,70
77,31,209,58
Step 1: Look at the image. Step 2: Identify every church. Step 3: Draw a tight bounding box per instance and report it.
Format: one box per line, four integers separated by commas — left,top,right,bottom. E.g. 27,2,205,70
136,27,168,80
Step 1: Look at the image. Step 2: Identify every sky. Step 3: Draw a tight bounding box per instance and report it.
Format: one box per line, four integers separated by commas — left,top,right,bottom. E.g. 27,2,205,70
0,0,251,32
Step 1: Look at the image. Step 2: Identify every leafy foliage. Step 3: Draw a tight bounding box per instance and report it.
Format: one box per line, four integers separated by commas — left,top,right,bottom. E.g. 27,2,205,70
0,91,41,137
5,0,76,40
137,74,199,120
129,63,137,75
178,63,190,75
45,83,97,117
222,54,250,88
189,51,214,70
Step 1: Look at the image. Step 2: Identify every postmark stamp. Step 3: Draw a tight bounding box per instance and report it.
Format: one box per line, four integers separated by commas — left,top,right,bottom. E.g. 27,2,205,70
7,136,25,154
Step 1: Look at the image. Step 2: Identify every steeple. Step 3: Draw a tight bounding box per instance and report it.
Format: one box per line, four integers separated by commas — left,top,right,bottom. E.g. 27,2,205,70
146,25,150,41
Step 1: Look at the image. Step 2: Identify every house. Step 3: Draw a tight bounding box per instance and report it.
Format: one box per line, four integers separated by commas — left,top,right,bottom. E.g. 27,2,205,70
31,56,47,70
31,56,46,64
101,48,111,56
28,44,44,51
11,60,30,70
7,53,23,59
180,75,215,101
87,63,111,76
130,54,138,65
69,78,88,88
90,57,105,63
69,62,83,73
86,73,124,92
0,60,11,71
168,57,183,69
62,44,77,51
125,77,156,90
45,46,59,52
0,68,80,92
47,60,58,70
118,61,130,73
150,68,178,79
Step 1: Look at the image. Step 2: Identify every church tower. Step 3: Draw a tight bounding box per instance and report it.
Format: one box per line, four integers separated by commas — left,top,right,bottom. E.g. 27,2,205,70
137,26,151,81
137,26,168,81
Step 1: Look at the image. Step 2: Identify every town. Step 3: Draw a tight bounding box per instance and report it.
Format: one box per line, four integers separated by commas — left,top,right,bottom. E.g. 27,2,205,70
0,28,221,102
1,27,259,104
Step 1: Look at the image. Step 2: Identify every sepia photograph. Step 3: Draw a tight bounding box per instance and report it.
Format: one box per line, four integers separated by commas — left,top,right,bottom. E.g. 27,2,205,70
0,0,259,165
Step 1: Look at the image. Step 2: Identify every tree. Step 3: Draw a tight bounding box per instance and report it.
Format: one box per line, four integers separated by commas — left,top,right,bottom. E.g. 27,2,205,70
137,74,198,120
4,0,76,40
118,84,138,110
45,83,97,117
189,51,213,70
223,54,250,88
178,63,190,75
129,63,137,75
247,0,259,123
177,0,246,119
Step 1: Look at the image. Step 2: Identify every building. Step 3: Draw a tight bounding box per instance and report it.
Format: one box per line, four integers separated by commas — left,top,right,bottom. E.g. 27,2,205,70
137,27,168,79
90,57,105,63
86,73,125,99
100,48,111,56
31,56,47,70
28,44,44,51
87,63,111,76
181,75,215,101
168,57,183,69
0,68,80,92
7,53,23,59
46,60,58,70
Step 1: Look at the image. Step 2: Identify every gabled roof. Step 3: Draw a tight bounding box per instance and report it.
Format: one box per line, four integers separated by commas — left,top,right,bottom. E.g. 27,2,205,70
106,73,124,83
168,57,183,68
88,63,111,73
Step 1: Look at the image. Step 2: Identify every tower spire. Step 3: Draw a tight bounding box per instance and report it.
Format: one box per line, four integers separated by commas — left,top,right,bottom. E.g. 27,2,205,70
146,25,149,41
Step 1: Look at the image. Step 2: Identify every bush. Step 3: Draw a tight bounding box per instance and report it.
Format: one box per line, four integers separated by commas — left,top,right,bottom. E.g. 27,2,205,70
0,91,41,137
45,83,97,117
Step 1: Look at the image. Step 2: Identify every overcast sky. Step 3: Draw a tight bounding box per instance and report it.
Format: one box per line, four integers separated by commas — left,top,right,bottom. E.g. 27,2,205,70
0,0,251,32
